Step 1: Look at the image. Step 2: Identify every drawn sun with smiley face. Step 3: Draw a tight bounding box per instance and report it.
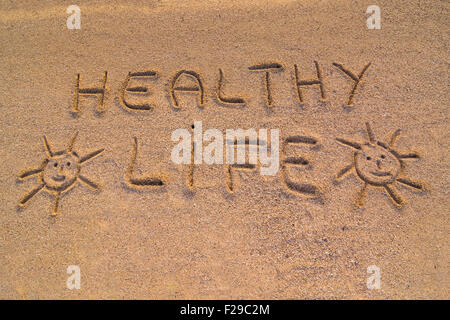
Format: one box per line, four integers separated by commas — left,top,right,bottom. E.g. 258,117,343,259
335,123,425,208
18,132,104,216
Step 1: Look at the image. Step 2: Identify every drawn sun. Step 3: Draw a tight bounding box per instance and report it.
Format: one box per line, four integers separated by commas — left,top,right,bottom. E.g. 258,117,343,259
335,123,425,208
18,132,104,216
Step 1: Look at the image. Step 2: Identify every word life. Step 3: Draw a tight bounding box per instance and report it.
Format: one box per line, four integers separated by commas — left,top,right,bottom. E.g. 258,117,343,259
18,123,425,216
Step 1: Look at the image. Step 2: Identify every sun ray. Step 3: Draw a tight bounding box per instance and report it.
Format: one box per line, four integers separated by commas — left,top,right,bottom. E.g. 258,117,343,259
389,129,401,148
396,177,424,190
80,148,104,164
365,122,375,144
376,141,389,149
398,153,420,160
356,183,368,208
67,131,78,152
336,138,361,150
335,163,354,182
78,174,100,190
42,136,53,157
19,184,44,206
18,167,44,180
51,193,60,216
384,184,404,207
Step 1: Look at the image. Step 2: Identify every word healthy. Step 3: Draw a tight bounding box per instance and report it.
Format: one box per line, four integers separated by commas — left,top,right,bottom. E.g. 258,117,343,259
71,61,372,114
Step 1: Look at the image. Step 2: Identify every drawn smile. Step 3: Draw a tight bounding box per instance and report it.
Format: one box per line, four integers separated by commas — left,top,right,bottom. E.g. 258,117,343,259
370,171,391,177
52,175,66,182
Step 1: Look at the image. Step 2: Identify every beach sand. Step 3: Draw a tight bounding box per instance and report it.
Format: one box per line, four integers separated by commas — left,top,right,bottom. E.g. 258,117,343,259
0,0,448,299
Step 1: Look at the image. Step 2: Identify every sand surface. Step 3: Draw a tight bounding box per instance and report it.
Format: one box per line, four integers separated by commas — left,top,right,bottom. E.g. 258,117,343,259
0,0,448,299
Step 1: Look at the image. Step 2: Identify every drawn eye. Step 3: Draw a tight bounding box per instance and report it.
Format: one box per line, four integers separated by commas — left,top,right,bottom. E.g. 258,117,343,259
366,156,371,160
380,155,385,159
54,163,58,167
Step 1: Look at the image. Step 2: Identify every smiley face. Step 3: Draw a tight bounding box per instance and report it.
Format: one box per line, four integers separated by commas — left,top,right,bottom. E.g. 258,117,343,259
42,152,80,191
354,144,401,186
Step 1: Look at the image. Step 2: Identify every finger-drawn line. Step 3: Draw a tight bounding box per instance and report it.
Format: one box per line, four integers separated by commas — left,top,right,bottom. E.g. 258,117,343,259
126,86,149,93
336,138,361,150
187,139,195,190
389,129,401,148
42,136,53,157
398,153,420,160
173,86,199,91
80,148,104,164
365,122,375,143
334,163,354,182
232,163,256,169
225,138,267,149
384,184,403,207
265,72,272,106
78,174,100,190
356,183,368,208
396,177,424,190
285,136,318,145
283,180,320,196
51,192,60,216
67,132,78,152
130,71,157,77
226,165,233,193
19,184,44,206
18,167,44,180
283,157,309,165
248,63,283,70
